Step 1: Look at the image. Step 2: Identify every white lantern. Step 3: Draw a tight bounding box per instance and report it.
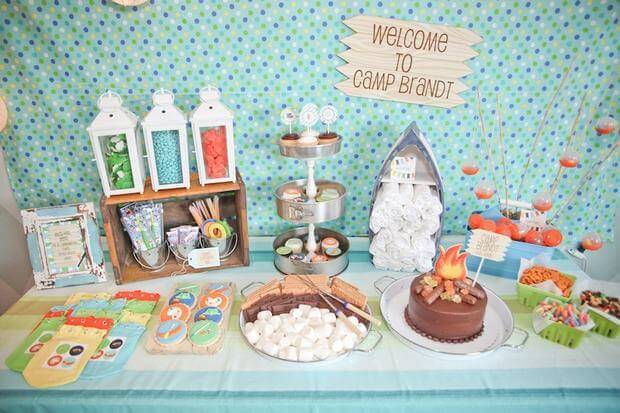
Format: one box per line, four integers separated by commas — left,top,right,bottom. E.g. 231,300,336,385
190,86,236,185
142,89,191,191
87,90,145,197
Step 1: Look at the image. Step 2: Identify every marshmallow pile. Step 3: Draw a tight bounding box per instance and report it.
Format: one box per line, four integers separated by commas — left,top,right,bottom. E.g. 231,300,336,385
243,304,367,362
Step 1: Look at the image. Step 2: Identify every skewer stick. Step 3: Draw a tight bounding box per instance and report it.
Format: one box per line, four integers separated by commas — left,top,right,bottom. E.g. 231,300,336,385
476,89,502,211
549,91,588,196
515,56,577,201
213,195,220,221
548,142,618,224
496,93,509,213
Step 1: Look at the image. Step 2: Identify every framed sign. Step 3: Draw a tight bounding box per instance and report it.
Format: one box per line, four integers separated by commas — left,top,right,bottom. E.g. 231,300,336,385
21,203,107,289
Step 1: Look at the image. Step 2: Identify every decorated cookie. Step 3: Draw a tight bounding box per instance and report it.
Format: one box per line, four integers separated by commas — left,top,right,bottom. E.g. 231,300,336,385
175,283,201,296
194,306,223,324
168,291,197,309
160,303,191,323
188,320,219,347
205,283,232,297
155,320,187,346
199,291,229,311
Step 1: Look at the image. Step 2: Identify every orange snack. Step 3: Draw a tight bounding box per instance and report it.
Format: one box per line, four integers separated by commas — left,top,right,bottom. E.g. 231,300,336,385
519,265,574,297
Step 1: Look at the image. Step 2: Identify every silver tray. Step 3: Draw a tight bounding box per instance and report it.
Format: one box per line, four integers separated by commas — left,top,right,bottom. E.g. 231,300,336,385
273,227,349,276
375,275,528,360
275,179,345,224
277,136,341,159
239,282,382,366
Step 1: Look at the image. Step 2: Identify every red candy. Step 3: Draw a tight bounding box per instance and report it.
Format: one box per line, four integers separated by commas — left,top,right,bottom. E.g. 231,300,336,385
201,126,229,178
542,227,563,247
524,229,544,246
495,224,512,238
480,219,496,232
468,213,484,229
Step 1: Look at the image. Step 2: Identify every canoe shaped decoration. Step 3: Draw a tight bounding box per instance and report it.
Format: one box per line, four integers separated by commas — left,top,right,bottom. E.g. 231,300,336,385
368,121,445,258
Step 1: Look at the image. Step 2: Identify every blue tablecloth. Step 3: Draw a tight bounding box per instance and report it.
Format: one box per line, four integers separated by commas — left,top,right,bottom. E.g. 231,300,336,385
1,237,618,413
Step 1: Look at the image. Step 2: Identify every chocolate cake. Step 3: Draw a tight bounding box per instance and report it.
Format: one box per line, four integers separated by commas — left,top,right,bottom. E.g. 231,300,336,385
404,244,488,342
404,274,487,342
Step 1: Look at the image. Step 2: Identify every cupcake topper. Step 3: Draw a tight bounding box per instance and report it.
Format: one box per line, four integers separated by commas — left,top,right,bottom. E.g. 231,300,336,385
299,103,319,132
319,105,338,133
280,108,296,135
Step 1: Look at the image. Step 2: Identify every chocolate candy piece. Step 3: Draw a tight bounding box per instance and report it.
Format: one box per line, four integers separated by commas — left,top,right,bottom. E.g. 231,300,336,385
281,133,300,141
318,132,338,141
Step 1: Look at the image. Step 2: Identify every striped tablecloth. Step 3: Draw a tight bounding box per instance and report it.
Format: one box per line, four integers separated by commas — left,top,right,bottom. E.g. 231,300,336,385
1,237,619,413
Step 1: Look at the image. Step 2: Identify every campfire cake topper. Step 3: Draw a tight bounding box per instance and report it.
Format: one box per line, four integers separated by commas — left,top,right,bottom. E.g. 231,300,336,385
415,243,484,306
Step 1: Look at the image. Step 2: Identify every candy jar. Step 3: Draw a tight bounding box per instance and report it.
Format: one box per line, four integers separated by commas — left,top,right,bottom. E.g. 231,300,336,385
461,158,480,175
87,91,146,197
532,191,553,212
559,148,579,168
542,226,563,247
581,232,603,251
474,180,494,199
190,85,236,185
142,89,190,191
595,116,617,135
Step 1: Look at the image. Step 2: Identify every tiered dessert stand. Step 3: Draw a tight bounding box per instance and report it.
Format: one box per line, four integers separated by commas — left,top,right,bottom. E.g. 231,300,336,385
273,105,349,275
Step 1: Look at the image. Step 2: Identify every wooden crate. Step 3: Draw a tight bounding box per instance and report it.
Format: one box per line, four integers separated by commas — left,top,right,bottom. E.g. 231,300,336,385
101,169,250,284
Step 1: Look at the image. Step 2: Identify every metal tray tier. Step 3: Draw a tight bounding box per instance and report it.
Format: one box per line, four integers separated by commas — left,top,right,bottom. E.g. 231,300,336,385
273,227,349,276
277,135,341,160
275,179,345,224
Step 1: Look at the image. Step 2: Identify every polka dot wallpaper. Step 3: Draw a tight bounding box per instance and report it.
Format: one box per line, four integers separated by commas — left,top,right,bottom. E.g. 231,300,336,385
0,0,617,241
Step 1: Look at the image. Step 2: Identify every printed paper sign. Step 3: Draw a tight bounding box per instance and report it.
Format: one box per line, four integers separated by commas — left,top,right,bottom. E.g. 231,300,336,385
336,15,481,108
466,229,511,262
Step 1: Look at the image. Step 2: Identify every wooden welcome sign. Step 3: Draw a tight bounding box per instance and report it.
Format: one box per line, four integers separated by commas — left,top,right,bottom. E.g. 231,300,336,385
336,15,482,108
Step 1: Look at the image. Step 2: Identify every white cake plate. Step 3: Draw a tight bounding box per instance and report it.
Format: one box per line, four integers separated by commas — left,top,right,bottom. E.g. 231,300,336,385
375,275,528,360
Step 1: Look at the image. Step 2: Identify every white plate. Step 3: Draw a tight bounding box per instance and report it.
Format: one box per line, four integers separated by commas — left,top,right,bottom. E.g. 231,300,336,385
376,275,528,360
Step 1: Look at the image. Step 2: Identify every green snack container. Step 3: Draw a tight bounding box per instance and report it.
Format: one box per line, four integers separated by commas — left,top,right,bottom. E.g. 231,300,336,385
516,272,577,308
538,322,587,349
588,311,619,339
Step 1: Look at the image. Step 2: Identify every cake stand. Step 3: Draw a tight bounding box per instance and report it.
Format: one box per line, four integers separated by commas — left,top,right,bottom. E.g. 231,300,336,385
273,137,349,275
374,275,529,360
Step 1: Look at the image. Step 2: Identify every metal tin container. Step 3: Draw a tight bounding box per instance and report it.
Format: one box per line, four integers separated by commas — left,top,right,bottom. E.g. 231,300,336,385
277,136,341,159
275,179,345,224
273,227,349,276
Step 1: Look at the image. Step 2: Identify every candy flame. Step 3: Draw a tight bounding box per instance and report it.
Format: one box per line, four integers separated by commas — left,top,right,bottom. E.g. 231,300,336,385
434,244,468,280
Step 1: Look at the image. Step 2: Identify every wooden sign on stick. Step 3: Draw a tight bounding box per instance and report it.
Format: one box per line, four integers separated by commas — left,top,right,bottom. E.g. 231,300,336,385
336,15,481,108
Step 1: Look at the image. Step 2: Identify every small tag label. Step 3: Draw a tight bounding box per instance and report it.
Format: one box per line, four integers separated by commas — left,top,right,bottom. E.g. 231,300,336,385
466,229,511,262
188,248,220,269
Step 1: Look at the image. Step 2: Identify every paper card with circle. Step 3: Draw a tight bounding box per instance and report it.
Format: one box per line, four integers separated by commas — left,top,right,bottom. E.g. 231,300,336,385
81,323,146,380
194,306,223,324
319,105,338,131
280,108,296,134
22,320,111,388
160,302,191,322
299,103,319,128
5,317,66,373
187,247,220,269
198,291,229,311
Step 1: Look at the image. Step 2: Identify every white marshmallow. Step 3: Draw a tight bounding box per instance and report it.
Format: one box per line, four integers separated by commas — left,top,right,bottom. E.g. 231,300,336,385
257,310,273,321
298,304,312,316
319,308,330,315
307,307,322,319
268,315,282,329
280,320,296,334
279,334,293,348
290,308,303,319
298,348,314,362
308,317,324,328
301,326,318,343
253,319,267,332
279,313,291,323
314,346,331,360
323,312,337,324
246,327,261,344
329,338,344,353
298,336,314,349
244,322,254,331
270,331,284,345
256,337,271,351
315,323,333,339
357,323,368,336
293,319,308,333
279,346,298,361
334,322,349,337
262,340,279,356
342,335,356,350
315,338,329,348
262,323,275,337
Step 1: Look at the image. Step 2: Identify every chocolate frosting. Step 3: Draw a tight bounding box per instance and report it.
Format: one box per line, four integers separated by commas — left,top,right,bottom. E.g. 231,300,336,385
405,273,487,340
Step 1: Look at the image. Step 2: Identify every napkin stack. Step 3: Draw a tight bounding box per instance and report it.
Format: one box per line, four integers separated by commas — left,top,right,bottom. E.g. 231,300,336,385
369,183,442,272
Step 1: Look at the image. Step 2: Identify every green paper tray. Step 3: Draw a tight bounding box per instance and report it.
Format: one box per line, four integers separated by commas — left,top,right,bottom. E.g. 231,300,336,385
589,311,619,339
538,321,587,348
517,272,576,308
